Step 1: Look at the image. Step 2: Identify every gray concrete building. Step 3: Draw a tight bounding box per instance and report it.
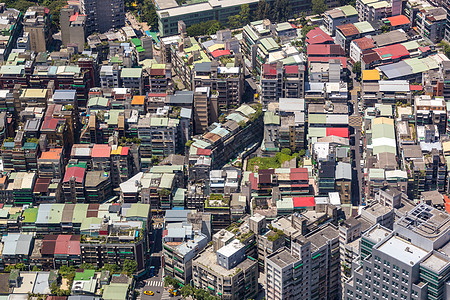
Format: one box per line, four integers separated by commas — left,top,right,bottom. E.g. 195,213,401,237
266,223,341,300
344,204,450,300
81,0,124,35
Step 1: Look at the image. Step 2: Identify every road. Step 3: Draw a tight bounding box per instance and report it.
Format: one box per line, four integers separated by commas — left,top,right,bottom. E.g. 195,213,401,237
349,73,363,207
137,228,169,300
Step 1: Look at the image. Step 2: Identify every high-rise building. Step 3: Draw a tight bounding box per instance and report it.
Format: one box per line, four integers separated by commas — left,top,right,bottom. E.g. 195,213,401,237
260,63,305,105
265,223,341,300
23,6,51,53
60,5,86,51
344,203,450,300
192,242,258,300
194,87,211,135
80,0,124,35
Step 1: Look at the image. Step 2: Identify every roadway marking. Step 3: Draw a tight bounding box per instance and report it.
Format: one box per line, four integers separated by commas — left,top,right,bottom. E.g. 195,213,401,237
349,115,362,128
161,290,171,300
147,281,164,287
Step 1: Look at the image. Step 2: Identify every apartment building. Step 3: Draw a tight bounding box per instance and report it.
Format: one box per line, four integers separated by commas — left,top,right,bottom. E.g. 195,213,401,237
84,171,112,203
416,7,446,43
169,36,211,90
110,145,132,188
60,6,86,51
415,95,446,134
323,5,359,35
37,148,64,179
193,87,213,135
263,98,306,152
81,0,124,35
100,65,121,89
265,223,340,300
121,68,143,94
192,243,258,300
0,5,23,61
190,104,263,169
147,64,172,93
137,114,180,158
356,0,401,22
162,210,210,285
157,0,312,37
193,61,243,109
62,166,86,202
260,64,305,105
23,6,51,53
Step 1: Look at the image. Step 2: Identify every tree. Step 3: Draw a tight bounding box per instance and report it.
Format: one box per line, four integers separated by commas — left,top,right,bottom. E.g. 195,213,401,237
101,264,121,273
41,0,67,30
4,264,26,272
187,20,222,36
352,61,362,81
439,41,450,58
59,265,75,282
281,148,292,156
301,25,317,38
380,24,390,33
206,21,221,35
228,15,241,29
4,0,34,13
256,0,270,20
164,276,180,289
50,281,70,296
312,0,327,15
122,259,137,276
239,4,250,25
32,266,41,271
79,263,96,270
299,12,307,26
180,285,194,297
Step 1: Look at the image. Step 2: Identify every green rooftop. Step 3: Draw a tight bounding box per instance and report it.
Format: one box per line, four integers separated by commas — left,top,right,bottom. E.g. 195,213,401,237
126,203,150,219
102,283,129,300
88,97,109,107
354,21,374,34
131,38,141,47
72,204,89,223
339,5,358,16
74,269,96,281
22,207,38,223
264,111,280,125
121,68,142,78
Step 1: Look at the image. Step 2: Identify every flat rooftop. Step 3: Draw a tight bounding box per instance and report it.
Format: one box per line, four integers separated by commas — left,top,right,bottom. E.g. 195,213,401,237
421,253,449,273
267,249,298,268
395,203,450,241
154,0,178,10
377,235,428,266
363,202,393,217
307,224,339,252
364,224,391,244
194,247,254,277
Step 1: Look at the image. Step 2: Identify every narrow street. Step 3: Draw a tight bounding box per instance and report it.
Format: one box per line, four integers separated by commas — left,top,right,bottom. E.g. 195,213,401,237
349,74,363,207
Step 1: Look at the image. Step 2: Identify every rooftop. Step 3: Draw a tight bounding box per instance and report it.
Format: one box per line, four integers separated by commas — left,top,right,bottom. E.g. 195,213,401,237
194,247,256,277
377,235,428,266
267,249,298,268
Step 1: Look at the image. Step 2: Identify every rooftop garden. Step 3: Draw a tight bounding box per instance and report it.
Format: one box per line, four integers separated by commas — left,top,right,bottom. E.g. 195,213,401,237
247,148,305,171
205,194,230,208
